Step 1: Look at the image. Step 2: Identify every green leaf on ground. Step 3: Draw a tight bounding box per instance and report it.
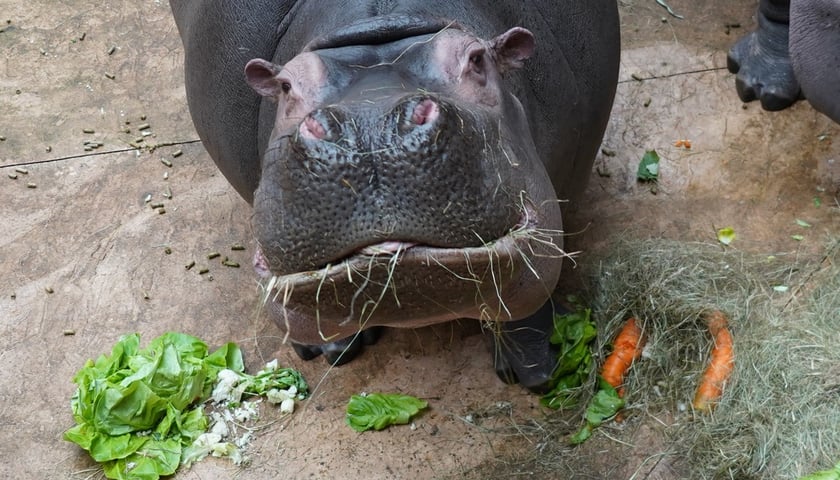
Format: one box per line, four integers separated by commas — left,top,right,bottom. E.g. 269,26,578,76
570,378,625,445
346,393,428,432
799,462,840,480
795,219,812,228
64,332,307,480
637,150,660,181
717,227,736,246
541,304,597,410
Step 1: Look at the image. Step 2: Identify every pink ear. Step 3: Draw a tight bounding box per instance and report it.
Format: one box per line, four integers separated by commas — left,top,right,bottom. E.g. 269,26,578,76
492,27,535,72
245,58,286,97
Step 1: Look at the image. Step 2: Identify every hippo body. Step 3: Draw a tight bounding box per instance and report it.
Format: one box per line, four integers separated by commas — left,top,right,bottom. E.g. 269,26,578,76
728,0,840,122
171,1,619,390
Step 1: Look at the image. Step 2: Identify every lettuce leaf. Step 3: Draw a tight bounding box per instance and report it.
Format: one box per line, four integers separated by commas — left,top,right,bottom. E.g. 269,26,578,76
569,378,625,445
64,333,243,480
541,305,598,409
346,393,428,432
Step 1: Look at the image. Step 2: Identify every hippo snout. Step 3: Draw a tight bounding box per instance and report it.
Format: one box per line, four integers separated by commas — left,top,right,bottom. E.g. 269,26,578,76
254,94,522,276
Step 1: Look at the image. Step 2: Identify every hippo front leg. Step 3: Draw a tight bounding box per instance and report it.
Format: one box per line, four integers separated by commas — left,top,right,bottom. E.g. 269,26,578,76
290,327,383,366
492,300,564,394
727,0,801,111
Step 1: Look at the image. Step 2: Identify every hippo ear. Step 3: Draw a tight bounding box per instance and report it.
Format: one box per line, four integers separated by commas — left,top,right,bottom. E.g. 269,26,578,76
492,27,535,73
245,58,288,97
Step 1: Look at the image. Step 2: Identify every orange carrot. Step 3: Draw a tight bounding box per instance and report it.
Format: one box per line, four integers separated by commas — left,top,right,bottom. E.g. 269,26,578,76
601,317,645,394
693,310,735,412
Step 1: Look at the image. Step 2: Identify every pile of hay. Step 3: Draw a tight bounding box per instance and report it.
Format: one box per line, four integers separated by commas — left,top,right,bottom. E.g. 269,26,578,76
460,239,840,479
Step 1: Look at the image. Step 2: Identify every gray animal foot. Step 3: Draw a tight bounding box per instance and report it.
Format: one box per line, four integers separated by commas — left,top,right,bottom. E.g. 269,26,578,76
491,300,564,394
290,326,383,366
727,12,801,111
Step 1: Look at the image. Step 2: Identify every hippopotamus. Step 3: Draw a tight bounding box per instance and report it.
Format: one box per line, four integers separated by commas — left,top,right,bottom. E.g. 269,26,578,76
728,0,840,123
171,1,619,391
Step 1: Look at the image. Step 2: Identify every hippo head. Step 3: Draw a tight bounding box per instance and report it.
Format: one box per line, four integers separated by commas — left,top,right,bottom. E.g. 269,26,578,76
244,18,565,345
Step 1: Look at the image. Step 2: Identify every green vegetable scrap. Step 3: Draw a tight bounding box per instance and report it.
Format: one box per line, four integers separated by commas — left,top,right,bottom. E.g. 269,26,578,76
64,333,240,479
569,378,625,445
63,332,308,480
637,150,660,181
717,227,736,246
540,304,598,410
800,462,840,480
346,393,428,432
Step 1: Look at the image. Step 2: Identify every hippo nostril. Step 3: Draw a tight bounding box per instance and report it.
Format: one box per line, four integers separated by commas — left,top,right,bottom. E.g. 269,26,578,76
300,114,328,140
410,98,439,125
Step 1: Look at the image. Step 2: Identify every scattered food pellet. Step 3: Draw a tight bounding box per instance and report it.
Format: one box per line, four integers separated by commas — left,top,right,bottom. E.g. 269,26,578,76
143,193,152,203
222,259,240,268
198,268,210,275
185,261,196,270
158,208,166,215
143,292,150,300
83,128,95,134
26,182,37,188
161,159,173,167
150,202,164,209
207,252,221,260
138,123,151,131
79,32,86,41
231,244,246,251
163,171,169,180
10,293,16,300
140,114,147,121
63,329,76,336
0,135,6,141
172,149,183,158
45,286,54,294
164,247,172,255
46,146,52,152
105,72,115,80
17,167,32,175
107,45,116,55
163,187,172,199
8,173,18,180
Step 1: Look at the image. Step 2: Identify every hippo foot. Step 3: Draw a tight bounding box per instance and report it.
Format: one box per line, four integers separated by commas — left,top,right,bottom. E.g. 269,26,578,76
727,13,801,111
290,327,383,366
491,300,565,394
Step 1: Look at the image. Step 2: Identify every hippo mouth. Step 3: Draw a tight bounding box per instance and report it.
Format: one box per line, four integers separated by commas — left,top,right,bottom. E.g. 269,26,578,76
254,205,566,345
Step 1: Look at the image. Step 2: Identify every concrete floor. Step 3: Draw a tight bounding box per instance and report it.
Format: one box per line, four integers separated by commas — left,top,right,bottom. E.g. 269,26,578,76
1,1,838,479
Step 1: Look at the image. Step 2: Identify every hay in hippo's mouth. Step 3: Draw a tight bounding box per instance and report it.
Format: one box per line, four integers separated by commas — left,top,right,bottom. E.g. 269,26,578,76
253,207,574,342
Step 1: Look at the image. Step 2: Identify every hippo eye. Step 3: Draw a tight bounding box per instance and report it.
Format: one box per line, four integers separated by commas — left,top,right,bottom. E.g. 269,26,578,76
280,81,292,94
469,52,484,69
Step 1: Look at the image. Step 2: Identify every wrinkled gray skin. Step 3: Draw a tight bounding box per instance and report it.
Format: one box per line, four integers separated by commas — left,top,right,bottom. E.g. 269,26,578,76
728,0,840,122
171,1,619,391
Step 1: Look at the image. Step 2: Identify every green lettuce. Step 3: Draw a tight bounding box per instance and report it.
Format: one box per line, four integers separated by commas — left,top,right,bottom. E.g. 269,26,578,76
346,393,428,432
64,333,244,480
800,463,840,480
569,378,625,445
541,305,598,409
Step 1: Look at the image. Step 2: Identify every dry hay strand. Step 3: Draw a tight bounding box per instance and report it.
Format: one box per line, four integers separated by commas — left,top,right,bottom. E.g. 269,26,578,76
450,238,840,480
